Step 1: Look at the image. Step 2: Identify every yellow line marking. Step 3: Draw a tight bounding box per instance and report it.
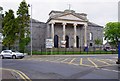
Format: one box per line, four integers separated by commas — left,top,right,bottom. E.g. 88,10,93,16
68,58,76,64
17,70,32,81
87,58,98,68
1,68,26,80
55,58,63,61
14,70,27,81
1,68,31,81
101,59,116,63
94,59,111,65
80,58,83,65
69,63,79,66
98,64,117,68
61,58,69,62
81,64,96,67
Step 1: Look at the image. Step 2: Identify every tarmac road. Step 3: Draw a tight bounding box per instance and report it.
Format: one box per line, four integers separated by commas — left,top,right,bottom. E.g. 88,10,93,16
1,54,120,81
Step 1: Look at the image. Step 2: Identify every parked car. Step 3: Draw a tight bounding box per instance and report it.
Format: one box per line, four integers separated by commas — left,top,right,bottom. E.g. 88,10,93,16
0,50,24,59
104,48,116,52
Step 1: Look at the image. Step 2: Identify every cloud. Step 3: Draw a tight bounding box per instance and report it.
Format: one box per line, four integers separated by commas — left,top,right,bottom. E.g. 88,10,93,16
0,0,118,26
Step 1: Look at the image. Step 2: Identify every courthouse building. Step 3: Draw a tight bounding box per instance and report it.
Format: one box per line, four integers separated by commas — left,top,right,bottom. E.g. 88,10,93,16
45,9,103,50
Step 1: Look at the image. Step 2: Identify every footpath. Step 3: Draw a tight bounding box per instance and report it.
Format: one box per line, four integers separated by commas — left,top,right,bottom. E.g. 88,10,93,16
1,69,19,81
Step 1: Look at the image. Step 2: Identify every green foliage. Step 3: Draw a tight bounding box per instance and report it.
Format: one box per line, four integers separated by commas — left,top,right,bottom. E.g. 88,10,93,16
31,51,117,55
2,9,18,49
104,22,120,47
94,39,102,45
17,0,30,52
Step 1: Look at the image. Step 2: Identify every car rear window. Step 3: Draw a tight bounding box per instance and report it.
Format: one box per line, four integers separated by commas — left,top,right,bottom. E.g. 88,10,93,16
3,50,11,53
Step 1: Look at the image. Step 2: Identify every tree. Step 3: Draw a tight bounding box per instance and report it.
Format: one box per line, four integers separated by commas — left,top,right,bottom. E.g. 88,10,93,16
94,38,102,46
17,0,30,52
104,22,120,48
2,9,18,49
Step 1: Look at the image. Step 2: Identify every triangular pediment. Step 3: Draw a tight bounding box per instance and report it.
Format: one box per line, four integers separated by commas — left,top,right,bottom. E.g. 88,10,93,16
56,14,85,21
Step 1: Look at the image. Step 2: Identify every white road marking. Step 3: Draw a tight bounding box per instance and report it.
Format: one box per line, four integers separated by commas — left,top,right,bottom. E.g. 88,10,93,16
100,68,120,73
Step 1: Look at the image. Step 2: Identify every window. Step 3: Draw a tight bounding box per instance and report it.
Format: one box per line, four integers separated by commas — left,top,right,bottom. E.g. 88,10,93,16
90,43,93,46
76,36,79,48
54,35,59,48
89,32,93,40
65,35,69,48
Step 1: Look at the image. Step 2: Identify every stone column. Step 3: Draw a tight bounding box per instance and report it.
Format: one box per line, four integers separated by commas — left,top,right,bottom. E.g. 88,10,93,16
84,24,87,47
47,24,50,38
74,23,77,47
51,22,55,47
62,23,66,41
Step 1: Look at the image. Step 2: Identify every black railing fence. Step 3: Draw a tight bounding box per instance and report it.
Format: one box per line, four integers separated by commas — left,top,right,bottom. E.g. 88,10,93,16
28,46,118,55
1,46,117,55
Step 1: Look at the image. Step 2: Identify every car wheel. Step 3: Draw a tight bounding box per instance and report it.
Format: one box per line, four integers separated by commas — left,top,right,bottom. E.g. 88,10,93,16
0,55,4,59
12,55,16,59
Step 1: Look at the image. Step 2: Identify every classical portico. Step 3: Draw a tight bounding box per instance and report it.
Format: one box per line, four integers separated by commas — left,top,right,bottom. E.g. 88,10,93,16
47,10,88,48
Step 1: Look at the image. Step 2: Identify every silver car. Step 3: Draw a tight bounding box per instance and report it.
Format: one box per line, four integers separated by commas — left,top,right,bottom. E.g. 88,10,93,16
0,50,24,59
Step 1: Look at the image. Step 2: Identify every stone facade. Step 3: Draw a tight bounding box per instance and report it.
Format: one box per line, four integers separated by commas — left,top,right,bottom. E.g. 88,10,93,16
28,19,47,51
87,22,103,47
46,10,103,49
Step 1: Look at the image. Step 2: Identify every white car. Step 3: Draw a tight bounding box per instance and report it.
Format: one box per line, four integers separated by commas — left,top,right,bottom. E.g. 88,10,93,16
0,50,24,59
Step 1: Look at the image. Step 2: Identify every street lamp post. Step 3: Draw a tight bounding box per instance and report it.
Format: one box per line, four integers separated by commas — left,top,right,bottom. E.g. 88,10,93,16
28,4,32,56
116,38,120,65
0,7,3,52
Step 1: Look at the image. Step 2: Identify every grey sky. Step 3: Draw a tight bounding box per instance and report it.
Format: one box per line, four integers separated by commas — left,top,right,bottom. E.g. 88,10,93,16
0,0,119,26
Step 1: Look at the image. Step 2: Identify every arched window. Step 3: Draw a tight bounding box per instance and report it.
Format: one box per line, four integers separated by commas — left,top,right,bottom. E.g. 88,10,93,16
54,35,59,48
76,36,79,48
65,35,69,48
90,32,93,40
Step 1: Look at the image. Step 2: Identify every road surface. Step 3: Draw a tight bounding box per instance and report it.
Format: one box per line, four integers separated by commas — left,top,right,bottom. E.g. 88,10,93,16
1,54,120,81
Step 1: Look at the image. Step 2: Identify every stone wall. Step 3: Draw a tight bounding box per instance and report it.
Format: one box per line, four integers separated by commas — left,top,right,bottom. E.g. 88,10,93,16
28,19,47,51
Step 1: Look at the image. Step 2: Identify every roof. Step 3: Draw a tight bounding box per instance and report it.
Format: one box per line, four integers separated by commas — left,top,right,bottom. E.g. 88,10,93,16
47,10,103,28
88,22,103,28
31,18,45,24
47,10,88,22
49,10,87,16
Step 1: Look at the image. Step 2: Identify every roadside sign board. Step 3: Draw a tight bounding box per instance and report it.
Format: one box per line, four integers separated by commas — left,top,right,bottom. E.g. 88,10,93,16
46,39,53,48
61,40,66,48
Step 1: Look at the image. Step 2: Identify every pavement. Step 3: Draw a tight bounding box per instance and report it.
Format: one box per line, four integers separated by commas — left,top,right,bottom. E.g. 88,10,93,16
1,68,28,81
2,70,16,79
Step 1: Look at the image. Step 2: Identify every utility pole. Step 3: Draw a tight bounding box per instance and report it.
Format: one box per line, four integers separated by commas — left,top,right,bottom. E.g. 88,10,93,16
0,6,3,52
28,4,32,56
